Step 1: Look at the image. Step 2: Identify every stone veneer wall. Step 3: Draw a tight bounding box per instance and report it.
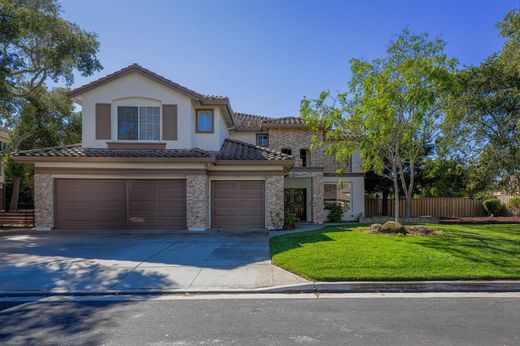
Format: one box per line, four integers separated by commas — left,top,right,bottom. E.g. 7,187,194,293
265,175,284,230
268,128,324,168
186,174,209,231
34,174,54,230
312,172,324,223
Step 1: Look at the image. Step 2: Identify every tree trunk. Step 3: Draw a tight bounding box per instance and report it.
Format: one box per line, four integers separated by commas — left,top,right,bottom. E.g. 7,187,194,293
381,189,389,216
392,161,399,222
9,176,20,212
405,193,412,218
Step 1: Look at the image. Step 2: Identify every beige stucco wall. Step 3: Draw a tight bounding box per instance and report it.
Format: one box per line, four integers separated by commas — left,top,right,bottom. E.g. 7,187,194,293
76,72,229,151
228,131,257,145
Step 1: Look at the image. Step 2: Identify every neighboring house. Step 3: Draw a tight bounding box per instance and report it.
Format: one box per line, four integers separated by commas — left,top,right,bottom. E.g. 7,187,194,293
14,64,364,231
0,127,9,211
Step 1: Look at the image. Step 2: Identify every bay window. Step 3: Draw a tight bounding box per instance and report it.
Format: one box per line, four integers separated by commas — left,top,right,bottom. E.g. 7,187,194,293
324,182,351,211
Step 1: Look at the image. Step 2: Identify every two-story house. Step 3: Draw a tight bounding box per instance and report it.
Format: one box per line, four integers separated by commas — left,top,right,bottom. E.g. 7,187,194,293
14,64,364,231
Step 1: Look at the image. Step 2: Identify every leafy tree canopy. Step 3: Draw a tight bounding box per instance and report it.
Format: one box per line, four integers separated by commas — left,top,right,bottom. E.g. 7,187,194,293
0,0,101,125
444,8,520,194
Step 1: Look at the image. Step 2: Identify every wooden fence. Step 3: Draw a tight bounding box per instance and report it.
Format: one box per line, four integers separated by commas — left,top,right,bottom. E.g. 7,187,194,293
365,197,486,218
0,211,35,228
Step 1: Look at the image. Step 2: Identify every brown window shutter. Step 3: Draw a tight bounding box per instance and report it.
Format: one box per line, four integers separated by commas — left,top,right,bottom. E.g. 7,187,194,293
95,103,111,140
162,104,178,140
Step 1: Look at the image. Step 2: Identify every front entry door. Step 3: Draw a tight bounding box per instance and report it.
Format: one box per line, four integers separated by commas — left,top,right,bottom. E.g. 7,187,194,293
284,188,307,221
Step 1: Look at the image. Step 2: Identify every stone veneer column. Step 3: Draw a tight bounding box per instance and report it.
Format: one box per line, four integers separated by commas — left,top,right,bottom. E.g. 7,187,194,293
312,173,324,224
186,174,209,231
34,174,54,230
265,175,284,230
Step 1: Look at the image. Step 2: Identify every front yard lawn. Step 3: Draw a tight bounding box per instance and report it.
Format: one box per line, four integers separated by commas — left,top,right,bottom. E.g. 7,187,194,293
270,224,520,281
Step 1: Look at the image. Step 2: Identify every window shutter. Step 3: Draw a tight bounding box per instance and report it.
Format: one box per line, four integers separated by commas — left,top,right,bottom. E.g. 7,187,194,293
95,103,111,140
162,104,178,140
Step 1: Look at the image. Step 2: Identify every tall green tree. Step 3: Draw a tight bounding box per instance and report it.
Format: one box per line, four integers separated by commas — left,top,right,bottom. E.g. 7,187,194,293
415,158,468,197
301,30,456,221
5,86,80,210
0,0,101,126
444,8,520,194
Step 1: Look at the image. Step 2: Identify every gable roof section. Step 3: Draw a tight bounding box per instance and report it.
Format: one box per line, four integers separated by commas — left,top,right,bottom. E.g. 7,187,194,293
67,63,235,126
216,138,292,162
231,113,309,131
232,112,272,131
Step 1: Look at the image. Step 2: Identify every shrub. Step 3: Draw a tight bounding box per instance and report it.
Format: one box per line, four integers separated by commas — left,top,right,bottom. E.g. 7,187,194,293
380,221,406,234
284,211,299,230
482,199,503,216
506,197,520,216
369,223,382,233
327,203,344,222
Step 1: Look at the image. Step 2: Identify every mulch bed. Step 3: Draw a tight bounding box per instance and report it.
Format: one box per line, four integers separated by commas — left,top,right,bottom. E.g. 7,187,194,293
440,216,520,224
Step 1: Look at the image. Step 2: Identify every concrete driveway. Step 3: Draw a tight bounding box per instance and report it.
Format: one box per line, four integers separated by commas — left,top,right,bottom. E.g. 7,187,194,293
0,232,306,293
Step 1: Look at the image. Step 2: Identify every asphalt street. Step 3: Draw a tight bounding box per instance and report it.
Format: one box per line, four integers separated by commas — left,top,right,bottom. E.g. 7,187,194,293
0,295,518,345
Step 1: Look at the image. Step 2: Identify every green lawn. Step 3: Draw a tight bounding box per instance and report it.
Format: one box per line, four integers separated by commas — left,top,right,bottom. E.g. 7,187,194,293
270,224,520,281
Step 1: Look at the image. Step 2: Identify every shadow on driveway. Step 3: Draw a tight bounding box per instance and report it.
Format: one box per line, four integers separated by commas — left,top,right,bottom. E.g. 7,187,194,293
0,232,305,292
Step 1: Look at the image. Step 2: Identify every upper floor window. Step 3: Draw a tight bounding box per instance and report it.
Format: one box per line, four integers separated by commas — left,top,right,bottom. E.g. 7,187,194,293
300,148,310,167
118,106,160,141
281,148,292,156
256,134,269,146
196,109,214,133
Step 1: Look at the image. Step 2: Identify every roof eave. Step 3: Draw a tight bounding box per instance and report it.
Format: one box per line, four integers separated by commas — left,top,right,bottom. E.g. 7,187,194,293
215,159,294,166
13,156,216,164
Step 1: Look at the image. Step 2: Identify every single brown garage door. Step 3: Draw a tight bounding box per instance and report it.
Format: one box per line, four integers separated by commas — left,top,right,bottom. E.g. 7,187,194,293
54,179,186,229
211,180,265,228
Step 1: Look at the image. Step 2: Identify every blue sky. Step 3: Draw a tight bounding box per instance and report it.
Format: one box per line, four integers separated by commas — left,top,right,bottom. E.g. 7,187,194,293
60,0,515,116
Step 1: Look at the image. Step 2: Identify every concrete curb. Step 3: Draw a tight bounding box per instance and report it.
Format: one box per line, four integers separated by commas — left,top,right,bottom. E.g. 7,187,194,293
1,281,519,297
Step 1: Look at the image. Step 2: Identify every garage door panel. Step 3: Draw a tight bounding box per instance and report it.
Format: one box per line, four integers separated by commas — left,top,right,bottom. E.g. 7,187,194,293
55,180,127,229
212,181,264,228
127,180,186,229
55,179,186,230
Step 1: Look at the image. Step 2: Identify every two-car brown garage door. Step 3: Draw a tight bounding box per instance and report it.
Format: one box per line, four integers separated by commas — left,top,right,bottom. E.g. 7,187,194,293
211,181,265,229
55,179,186,229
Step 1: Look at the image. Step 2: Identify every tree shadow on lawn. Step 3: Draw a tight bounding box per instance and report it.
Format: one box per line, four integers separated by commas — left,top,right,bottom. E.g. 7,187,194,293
0,300,126,345
409,227,520,275
270,225,356,255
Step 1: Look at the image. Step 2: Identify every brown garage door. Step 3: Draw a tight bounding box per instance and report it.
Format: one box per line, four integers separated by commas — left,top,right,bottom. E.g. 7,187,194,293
127,180,186,229
55,179,186,229
211,181,265,228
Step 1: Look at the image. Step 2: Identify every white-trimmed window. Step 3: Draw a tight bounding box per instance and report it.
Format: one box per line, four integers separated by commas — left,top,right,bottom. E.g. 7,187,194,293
118,106,160,140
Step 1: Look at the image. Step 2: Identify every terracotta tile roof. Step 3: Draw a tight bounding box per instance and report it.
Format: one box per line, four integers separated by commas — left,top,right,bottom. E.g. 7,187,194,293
216,139,292,161
262,116,305,127
202,95,229,101
15,140,293,163
68,64,206,100
232,112,272,131
232,113,307,130
15,144,212,158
